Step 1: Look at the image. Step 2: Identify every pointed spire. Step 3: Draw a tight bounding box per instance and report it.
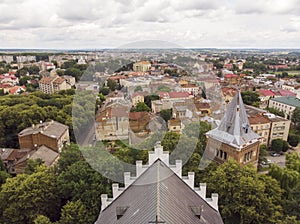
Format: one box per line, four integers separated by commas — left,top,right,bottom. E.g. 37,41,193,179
207,91,260,149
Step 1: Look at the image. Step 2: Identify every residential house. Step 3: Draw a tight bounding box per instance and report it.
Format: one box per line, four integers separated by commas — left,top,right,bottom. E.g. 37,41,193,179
18,120,70,153
131,92,145,106
269,96,300,119
133,61,151,72
95,102,130,141
9,85,26,94
168,118,182,133
39,75,70,94
248,114,271,146
264,113,291,146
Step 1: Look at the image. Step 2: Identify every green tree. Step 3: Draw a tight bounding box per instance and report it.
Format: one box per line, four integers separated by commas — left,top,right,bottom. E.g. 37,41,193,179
241,91,260,107
56,69,65,76
132,102,151,112
56,143,82,173
292,107,300,133
259,144,268,163
107,79,118,91
34,215,52,224
64,68,82,81
134,86,143,92
25,158,44,174
272,139,289,152
144,94,159,108
204,159,284,224
288,134,300,147
0,167,60,223
58,200,90,224
159,109,172,122
99,87,110,95
57,161,106,222
161,132,180,152
267,107,285,117
61,60,77,69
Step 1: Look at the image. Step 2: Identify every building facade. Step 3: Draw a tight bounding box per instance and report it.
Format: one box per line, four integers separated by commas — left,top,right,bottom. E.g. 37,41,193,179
206,92,261,167
18,120,70,152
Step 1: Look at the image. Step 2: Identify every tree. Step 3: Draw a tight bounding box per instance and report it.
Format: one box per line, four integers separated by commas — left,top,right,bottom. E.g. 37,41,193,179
288,134,300,147
134,86,143,92
0,167,60,223
99,87,110,96
132,102,150,112
144,94,159,108
204,159,284,224
24,159,44,174
58,200,90,224
107,79,117,91
57,161,106,222
61,60,77,69
241,91,260,107
56,143,82,173
56,69,65,76
34,215,52,224
159,109,172,122
267,107,285,117
271,139,289,152
161,132,180,152
259,144,268,163
292,107,300,133
64,68,82,81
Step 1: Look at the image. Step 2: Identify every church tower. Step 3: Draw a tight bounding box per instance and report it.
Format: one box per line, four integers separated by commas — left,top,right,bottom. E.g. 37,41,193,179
205,91,261,167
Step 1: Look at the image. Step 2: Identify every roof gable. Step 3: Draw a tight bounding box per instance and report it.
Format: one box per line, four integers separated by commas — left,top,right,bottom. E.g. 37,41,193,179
96,142,223,224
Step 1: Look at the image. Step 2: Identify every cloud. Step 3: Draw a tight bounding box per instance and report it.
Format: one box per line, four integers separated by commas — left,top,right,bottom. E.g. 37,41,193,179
234,0,300,15
0,0,300,48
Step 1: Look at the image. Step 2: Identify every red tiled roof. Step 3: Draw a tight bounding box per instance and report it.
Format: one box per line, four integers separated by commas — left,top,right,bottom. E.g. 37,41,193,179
129,111,148,120
259,89,276,96
278,89,296,97
9,85,26,94
225,74,238,78
168,92,190,98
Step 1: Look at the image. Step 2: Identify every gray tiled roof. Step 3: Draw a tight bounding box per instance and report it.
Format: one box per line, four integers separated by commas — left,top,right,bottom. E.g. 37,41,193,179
18,121,68,139
206,91,260,148
96,160,223,224
30,145,59,166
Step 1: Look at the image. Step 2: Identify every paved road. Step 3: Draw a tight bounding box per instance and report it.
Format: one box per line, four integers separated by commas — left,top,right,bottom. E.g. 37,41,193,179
266,154,286,167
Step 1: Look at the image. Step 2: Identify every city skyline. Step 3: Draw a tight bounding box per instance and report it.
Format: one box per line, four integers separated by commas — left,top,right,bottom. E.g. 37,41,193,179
1,0,300,49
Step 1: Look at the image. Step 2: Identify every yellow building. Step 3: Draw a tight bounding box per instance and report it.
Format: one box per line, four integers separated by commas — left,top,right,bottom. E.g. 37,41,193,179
133,61,151,72
248,114,271,146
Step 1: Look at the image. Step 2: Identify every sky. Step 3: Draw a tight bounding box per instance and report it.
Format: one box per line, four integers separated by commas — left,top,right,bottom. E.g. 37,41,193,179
1,0,300,49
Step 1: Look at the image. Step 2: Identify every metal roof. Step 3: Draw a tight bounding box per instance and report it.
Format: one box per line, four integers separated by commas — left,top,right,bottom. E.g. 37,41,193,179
206,91,260,148
95,160,223,224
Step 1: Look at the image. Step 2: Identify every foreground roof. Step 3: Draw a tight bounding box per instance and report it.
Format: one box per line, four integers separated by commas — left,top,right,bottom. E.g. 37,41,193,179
96,143,223,224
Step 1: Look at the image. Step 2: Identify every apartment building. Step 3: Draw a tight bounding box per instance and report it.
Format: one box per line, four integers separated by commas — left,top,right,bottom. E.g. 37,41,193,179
39,75,71,94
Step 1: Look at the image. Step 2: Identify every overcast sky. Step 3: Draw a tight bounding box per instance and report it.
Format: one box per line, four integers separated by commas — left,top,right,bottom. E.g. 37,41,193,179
1,0,300,49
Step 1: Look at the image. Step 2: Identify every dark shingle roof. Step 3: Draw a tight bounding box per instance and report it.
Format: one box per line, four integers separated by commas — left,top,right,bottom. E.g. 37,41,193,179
96,160,223,224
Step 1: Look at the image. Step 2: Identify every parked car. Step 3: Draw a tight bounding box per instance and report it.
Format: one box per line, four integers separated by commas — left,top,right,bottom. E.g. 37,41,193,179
271,152,280,157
